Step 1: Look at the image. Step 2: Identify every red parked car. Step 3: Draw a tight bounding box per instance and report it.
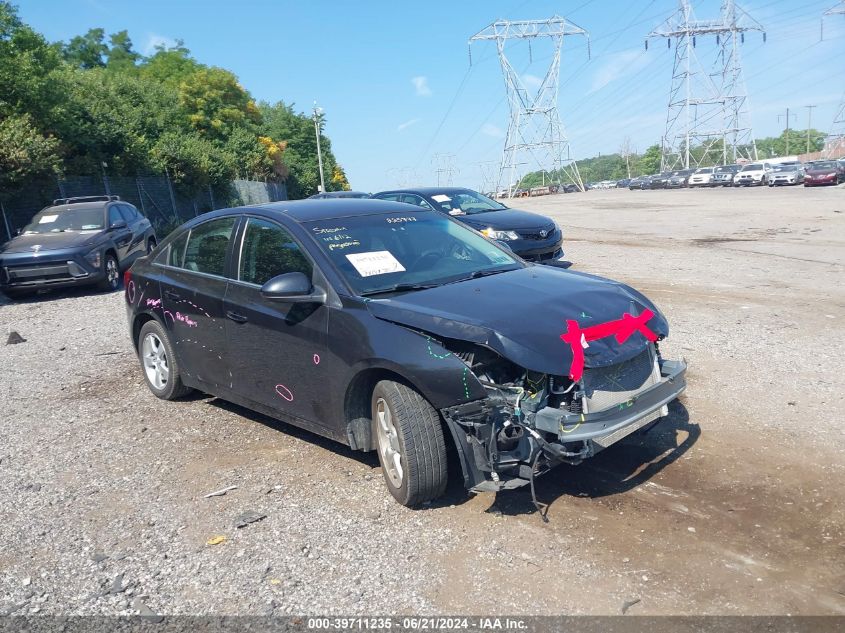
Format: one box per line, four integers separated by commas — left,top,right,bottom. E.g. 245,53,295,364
803,160,845,186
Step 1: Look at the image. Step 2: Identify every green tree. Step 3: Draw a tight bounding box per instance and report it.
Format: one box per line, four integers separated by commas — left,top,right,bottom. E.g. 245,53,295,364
63,27,107,69
150,131,236,190
638,144,662,174
105,30,139,73
140,40,201,87
0,114,61,191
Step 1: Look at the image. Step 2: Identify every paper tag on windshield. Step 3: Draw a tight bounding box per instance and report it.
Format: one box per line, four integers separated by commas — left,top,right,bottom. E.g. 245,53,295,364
448,209,464,216
432,195,451,203
345,251,406,277
39,215,58,224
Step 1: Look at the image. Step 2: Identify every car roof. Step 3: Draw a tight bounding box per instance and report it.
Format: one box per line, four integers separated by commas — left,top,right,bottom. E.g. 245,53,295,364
208,198,429,224
374,187,478,196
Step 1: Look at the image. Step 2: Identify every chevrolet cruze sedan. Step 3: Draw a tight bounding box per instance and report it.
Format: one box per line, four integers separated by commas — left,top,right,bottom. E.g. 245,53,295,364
125,199,686,508
371,188,563,262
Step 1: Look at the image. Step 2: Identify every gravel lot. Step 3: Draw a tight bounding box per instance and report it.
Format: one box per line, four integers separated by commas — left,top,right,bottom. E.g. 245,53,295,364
1,185,843,616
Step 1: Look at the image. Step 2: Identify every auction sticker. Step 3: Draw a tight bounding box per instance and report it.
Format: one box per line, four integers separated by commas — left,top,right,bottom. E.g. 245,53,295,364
345,251,406,277
39,214,58,224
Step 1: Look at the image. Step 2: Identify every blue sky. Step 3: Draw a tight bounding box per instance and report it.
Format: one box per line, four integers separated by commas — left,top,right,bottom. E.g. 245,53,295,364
19,0,845,191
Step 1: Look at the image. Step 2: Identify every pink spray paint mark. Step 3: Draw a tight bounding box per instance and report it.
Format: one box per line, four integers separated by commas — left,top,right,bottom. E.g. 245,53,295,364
126,280,136,304
146,298,162,308
163,310,175,327
313,354,321,365
175,312,198,327
274,384,294,402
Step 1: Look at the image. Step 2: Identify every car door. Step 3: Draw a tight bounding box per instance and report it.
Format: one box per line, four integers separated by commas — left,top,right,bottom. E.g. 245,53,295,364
223,215,330,426
107,204,133,261
159,216,237,389
117,204,146,262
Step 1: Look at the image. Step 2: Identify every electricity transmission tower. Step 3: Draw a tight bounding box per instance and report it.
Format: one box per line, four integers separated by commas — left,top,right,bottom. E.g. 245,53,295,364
469,16,590,196
476,160,499,194
432,153,459,186
822,2,845,158
647,1,764,171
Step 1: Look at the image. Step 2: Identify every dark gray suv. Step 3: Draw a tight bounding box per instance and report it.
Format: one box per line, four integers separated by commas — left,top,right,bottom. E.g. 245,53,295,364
0,195,156,297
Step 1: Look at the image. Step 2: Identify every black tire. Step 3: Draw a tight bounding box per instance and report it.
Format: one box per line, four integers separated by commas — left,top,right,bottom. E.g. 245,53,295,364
98,251,120,291
371,380,448,506
137,320,193,400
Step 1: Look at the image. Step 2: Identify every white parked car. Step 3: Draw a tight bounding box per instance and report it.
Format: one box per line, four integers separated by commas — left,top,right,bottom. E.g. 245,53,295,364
734,162,772,186
688,167,716,187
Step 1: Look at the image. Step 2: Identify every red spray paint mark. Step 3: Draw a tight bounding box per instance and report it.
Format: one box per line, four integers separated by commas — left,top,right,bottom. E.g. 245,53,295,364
559,309,658,382
275,384,294,402
313,354,320,365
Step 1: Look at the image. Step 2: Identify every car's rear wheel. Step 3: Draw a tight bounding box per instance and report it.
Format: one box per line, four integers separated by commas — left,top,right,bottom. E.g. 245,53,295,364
138,320,193,400
371,380,448,506
98,252,120,291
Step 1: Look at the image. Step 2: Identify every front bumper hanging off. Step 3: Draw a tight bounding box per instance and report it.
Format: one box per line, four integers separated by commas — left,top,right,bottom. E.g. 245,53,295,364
441,358,687,493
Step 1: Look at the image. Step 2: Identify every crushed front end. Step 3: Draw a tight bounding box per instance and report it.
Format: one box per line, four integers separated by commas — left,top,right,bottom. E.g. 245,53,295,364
440,341,687,494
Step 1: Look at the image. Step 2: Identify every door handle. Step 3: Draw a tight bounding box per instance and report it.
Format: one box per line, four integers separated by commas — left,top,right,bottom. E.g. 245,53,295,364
226,310,248,323
164,290,181,301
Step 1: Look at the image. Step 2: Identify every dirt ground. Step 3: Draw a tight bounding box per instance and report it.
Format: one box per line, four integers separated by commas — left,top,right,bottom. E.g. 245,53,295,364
1,185,843,616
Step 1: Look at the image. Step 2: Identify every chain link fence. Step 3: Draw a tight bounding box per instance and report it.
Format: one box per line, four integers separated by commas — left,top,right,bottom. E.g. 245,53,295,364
0,174,287,241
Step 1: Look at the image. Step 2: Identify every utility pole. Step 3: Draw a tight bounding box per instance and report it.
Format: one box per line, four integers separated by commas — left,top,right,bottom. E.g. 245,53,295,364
469,16,590,195
778,108,796,155
822,3,845,157
647,1,765,171
805,105,817,154
313,101,326,194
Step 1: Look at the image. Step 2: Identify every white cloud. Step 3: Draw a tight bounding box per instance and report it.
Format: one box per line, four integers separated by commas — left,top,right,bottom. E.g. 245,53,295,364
143,34,178,56
481,123,504,138
397,118,421,132
588,49,649,95
411,76,432,97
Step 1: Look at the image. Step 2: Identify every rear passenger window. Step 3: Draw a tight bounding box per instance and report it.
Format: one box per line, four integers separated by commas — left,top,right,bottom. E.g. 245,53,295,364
238,218,312,285
167,232,189,267
182,217,236,276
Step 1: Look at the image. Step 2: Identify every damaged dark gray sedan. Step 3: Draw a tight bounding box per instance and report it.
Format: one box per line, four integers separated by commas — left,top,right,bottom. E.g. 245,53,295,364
125,199,686,508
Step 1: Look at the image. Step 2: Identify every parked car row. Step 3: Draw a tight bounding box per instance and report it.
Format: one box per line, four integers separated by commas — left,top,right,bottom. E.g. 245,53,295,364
626,159,845,190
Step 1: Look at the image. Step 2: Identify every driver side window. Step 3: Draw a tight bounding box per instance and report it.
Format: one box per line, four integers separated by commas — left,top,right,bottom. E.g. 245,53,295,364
238,218,312,286
399,194,435,211
108,206,123,228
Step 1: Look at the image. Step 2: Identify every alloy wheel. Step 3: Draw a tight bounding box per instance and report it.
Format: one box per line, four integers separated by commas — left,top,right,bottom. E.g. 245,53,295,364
106,257,119,289
375,397,403,488
142,333,169,391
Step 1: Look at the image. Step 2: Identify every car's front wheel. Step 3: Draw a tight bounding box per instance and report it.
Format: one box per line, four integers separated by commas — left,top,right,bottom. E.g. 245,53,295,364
371,380,448,506
138,320,193,400
98,252,120,291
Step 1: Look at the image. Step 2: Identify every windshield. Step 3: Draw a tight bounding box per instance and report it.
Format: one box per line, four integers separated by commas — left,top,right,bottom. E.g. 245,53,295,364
742,164,762,171
427,190,507,216
23,207,105,234
694,168,712,174
306,211,522,296
809,161,837,170
717,166,740,173
774,165,799,172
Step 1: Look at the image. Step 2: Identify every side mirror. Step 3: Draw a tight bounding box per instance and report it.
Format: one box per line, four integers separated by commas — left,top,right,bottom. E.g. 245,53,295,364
109,220,127,230
260,271,326,304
